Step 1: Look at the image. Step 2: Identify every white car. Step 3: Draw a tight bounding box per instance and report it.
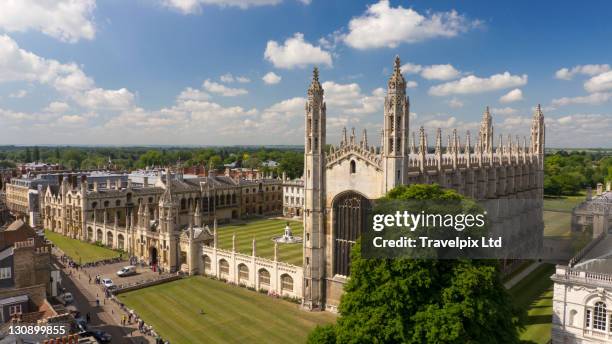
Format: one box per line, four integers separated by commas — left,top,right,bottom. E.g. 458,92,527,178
61,292,74,304
101,278,115,289
116,266,136,277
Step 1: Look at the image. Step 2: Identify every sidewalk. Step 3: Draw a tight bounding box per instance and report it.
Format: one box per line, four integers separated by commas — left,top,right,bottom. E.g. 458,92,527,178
503,261,543,289
54,251,155,343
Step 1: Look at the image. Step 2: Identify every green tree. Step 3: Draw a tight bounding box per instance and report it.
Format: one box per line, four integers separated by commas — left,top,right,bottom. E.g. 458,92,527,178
24,147,32,163
33,146,40,162
308,184,522,344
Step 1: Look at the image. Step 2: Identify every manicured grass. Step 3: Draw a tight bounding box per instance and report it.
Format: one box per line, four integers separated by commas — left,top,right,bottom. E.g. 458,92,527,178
543,194,585,213
45,229,121,264
543,211,572,237
509,264,555,344
118,276,336,344
217,219,303,266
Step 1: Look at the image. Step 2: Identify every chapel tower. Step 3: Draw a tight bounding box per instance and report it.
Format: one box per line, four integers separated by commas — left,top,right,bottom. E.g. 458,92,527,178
479,106,494,153
382,56,410,190
302,67,326,310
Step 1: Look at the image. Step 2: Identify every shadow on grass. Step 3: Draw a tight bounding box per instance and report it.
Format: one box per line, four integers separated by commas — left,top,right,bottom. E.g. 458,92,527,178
525,314,553,326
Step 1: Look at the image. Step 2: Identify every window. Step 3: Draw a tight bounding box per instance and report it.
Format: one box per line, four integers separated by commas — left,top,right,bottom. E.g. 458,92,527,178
0,267,11,279
238,264,249,281
586,309,591,328
281,274,293,292
9,304,22,316
259,269,270,286
219,259,229,275
350,160,356,174
594,302,607,331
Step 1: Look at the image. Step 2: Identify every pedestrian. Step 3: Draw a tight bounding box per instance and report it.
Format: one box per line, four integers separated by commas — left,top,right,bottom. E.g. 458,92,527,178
86,312,91,323
96,298,99,307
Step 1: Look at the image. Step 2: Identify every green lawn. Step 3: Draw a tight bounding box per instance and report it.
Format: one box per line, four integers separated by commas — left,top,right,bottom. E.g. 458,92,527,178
217,219,303,266
543,194,585,213
45,229,121,264
118,276,336,344
543,211,572,237
509,264,555,344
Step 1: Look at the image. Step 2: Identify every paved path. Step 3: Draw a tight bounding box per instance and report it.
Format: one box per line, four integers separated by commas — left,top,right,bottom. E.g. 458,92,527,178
503,261,543,289
54,252,156,343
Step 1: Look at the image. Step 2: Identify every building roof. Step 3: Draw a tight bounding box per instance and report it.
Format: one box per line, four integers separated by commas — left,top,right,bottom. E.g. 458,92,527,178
0,294,28,306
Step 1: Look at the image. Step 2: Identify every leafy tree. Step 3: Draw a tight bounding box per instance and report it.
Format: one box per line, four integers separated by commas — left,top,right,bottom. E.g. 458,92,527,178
308,184,522,344
33,146,40,162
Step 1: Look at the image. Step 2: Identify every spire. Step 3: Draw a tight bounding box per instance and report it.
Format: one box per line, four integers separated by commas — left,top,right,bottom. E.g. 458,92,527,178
410,132,416,155
435,128,442,155
418,126,426,155
350,127,356,145
465,130,472,154
388,55,406,90
480,106,493,153
361,128,368,148
308,67,323,96
342,127,348,146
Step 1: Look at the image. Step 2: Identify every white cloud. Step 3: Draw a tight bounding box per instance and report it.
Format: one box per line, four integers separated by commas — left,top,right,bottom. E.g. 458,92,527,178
262,72,282,85
44,101,70,113
219,73,250,83
584,71,612,93
491,107,518,116
499,88,523,103
322,81,385,116
264,33,332,69
429,72,528,96
0,34,135,111
555,64,610,80
420,64,461,80
448,97,463,108
406,80,418,88
162,0,282,14
202,79,248,96
400,62,461,80
400,63,423,74
343,0,479,49
73,88,135,110
8,90,27,98
0,0,96,43
551,92,612,107
177,87,210,101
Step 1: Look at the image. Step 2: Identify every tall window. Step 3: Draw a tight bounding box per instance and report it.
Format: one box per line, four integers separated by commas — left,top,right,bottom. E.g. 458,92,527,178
586,309,591,328
594,302,607,331
350,160,356,174
333,192,371,276
219,259,229,276
238,264,249,281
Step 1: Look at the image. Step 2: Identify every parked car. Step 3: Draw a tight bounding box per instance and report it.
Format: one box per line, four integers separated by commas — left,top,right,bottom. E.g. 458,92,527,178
116,265,137,277
101,278,115,289
79,330,112,343
61,292,74,304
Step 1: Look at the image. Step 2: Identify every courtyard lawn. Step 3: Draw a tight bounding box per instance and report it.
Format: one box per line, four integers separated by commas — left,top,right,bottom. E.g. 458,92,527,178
118,276,336,344
217,218,303,266
44,229,121,264
510,263,555,344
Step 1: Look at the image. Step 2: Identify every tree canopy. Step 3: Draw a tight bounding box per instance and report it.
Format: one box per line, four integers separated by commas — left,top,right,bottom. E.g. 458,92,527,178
308,184,522,344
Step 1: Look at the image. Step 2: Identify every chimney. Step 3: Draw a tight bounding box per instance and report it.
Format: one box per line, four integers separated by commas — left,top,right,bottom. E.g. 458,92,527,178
597,183,603,196
607,182,611,192
143,176,149,187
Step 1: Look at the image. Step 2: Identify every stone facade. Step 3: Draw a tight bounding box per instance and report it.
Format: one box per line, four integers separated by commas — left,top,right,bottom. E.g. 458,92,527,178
302,56,545,311
41,173,283,272
282,178,304,218
572,183,612,238
551,235,612,343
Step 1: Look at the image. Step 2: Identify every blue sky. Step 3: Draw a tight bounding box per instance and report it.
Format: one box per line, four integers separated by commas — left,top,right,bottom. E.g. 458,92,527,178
0,0,611,147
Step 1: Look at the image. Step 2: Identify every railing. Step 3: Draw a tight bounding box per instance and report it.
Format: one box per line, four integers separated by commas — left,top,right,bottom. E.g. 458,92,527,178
555,266,612,287
569,232,605,267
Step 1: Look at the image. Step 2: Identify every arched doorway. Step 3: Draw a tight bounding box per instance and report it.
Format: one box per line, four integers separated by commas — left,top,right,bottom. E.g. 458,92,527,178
150,246,158,265
332,191,371,277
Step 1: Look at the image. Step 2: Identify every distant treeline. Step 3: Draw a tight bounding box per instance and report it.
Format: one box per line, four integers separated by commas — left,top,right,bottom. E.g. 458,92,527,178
0,146,304,179
544,150,612,196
